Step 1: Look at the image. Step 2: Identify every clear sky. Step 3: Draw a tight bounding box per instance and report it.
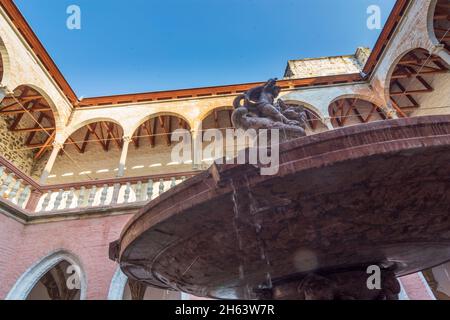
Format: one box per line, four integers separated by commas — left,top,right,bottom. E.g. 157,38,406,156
15,0,396,98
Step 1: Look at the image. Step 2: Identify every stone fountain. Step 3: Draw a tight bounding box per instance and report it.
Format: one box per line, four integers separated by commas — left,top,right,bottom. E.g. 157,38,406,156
110,80,450,300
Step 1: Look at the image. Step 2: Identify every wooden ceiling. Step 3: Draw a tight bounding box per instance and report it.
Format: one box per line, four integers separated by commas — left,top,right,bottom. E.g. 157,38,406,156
0,86,56,159
389,49,449,117
65,121,124,153
329,99,386,128
132,116,190,148
434,0,450,51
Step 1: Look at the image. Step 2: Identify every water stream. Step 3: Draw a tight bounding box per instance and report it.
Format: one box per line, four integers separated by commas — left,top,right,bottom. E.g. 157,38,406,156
231,177,273,299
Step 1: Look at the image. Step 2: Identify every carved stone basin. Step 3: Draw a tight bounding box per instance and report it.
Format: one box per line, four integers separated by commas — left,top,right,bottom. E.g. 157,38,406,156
110,115,450,300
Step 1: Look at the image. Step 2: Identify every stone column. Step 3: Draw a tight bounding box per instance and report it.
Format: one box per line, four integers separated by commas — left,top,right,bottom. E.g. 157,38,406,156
39,142,64,184
431,44,450,66
117,136,132,178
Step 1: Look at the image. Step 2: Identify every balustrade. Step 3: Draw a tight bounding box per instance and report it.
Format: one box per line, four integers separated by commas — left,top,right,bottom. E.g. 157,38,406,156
0,156,197,214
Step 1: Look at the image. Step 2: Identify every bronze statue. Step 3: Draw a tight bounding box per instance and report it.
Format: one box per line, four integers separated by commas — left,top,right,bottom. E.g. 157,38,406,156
231,79,307,141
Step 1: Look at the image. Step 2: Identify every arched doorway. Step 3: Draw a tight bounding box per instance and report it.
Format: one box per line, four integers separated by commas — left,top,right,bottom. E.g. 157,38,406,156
0,85,59,177
328,97,387,128
388,48,449,117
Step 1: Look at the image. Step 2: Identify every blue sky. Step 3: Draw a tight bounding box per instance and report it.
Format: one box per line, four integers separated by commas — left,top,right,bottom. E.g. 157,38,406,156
15,0,396,97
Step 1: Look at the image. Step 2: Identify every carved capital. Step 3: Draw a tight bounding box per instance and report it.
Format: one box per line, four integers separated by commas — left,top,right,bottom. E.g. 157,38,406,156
0,85,13,97
122,136,133,143
52,141,64,150
385,108,398,119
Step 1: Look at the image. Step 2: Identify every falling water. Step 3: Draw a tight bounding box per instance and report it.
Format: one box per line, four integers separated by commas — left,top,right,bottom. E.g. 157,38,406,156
231,179,251,299
245,176,273,291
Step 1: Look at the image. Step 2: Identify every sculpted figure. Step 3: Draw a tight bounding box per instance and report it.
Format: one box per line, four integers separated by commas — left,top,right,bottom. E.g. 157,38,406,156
231,79,307,141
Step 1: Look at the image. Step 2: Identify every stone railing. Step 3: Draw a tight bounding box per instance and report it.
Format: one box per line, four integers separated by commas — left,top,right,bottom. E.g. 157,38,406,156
0,156,198,214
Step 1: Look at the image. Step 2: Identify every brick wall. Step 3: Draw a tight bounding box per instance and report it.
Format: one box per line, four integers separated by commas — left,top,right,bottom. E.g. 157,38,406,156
0,212,133,299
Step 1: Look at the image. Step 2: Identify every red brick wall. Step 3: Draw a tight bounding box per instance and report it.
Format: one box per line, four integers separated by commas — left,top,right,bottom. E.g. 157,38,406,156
0,212,436,300
0,213,133,300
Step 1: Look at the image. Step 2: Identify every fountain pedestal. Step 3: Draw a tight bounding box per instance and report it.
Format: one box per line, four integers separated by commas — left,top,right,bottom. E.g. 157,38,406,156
110,116,450,300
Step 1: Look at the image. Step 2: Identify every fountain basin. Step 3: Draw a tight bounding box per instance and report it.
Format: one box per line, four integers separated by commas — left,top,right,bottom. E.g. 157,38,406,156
111,115,450,299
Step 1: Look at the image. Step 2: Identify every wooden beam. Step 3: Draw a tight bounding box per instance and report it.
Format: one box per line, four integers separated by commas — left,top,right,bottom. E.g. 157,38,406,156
67,137,82,153
12,126,55,133
134,126,141,148
390,89,433,96
86,123,108,151
80,125,93,153
159,116,171,146
25,113,45,146
35,131,56,160
0,106,52,115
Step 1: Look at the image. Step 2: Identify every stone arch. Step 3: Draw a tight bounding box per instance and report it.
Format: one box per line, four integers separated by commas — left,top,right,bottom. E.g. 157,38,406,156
328,94,387,128
199,106,234,123
282,100,324,121
6,249,87,300
0,84,65,175
107,267,186,300
429,0,450,49
128,111,191,139
385,47,449,117
64,117,124,142
281,100,329,133
201,106,234,132
11,84,64,133
0,36,11,88
427,0,440,45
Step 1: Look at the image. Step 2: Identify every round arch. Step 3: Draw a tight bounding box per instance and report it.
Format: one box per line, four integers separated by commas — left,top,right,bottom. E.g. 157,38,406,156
11,84,64,133
0,84,64,162
385,47,449,117
328,94,387,128
64,117,124,141
428,0,450,49
427,0,440,45
198,106,234,124
5,249,88,300
383,47,431,105
107,267,128,300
